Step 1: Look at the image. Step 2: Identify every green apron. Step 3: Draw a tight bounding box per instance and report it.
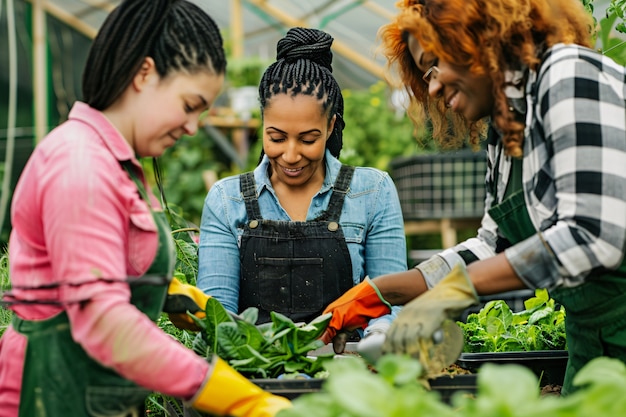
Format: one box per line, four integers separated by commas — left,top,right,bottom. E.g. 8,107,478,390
13,162,175,417
489,155,626,395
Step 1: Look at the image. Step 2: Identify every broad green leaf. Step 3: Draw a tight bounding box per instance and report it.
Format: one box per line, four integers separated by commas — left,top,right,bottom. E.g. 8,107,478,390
277,393,337,417
270,311,298,333
256,321,273,337
295,339,325,355
229,357,256,368
573,356,626,389
292,313,332,352
283,360,309,373
234,319,267,351
240,307,259,324
217,322,249,359
528,306,553,325
485,314,507,336
473,363,540,412
266,327,292,344
241,344,272,365
375,354,423,385
523,288,549,310
325,362,396,417
172,239,199,283
191,332,208,358
203,297,233,354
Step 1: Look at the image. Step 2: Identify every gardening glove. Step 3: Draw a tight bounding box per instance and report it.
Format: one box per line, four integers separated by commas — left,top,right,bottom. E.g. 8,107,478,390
382,264,478,368
163,277,209,331
189,356,292,417
320,277,391,346
356,320,391,364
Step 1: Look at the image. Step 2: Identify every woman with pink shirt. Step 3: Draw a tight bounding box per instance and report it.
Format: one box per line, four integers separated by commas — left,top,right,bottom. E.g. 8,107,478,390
0,1,290,416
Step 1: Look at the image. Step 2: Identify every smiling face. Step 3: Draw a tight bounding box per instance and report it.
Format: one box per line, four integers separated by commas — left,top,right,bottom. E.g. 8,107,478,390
118,58,224,158
262,93,335,189
407,35,494,122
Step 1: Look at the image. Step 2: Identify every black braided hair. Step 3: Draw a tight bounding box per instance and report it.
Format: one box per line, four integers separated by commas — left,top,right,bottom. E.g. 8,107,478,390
82,0,226,110
258,27,345,159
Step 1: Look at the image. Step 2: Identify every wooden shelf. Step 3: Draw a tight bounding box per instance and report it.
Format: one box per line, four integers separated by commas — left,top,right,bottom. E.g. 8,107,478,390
404,218,482,248
204,115,260,129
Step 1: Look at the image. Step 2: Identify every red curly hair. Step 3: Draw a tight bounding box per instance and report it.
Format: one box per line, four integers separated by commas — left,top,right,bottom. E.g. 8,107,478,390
380,0,594,156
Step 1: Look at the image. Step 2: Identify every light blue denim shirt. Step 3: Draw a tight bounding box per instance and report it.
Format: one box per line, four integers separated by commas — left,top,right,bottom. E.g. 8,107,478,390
197,149,407,331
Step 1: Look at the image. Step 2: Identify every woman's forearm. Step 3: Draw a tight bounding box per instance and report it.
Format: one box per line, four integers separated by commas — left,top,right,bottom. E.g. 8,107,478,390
370,268,428,305
467,253,527,295
371,252,528,306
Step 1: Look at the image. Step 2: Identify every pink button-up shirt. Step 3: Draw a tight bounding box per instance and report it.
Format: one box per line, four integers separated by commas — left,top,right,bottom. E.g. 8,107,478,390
0,102,208,415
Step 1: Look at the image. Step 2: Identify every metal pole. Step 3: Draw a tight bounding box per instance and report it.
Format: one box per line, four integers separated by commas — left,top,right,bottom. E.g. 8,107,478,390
32,0,48,143
231,0,244,58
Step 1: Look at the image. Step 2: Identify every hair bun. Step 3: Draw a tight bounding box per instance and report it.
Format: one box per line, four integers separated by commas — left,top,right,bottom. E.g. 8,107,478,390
276,27,333,71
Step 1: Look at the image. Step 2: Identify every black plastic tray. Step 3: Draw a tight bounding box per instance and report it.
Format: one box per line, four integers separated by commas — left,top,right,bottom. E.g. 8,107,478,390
251,374,478,403
250,378,324,400
428,374,477,403
456,350,568,385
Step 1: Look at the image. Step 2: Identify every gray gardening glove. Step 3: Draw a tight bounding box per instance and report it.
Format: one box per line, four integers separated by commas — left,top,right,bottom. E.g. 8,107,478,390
382,264,478,372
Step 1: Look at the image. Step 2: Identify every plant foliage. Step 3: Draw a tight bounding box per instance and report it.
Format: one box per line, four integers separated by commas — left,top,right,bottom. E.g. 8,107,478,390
458,289,567,353
0,250,12,338
190,298,334,379
279,354,626,417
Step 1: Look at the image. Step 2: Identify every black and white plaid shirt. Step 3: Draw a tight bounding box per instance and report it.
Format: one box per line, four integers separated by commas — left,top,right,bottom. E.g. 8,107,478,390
418,43,626,291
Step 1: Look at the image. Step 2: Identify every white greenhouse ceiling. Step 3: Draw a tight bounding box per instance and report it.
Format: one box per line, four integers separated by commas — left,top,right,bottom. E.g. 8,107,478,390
21,0,401,90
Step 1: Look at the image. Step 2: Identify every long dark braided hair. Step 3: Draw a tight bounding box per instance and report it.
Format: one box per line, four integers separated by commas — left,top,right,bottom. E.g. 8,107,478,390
258,27,345,160
82,0,226,111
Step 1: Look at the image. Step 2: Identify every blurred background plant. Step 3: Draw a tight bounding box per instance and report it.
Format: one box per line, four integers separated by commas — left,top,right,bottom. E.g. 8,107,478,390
0,250,11,338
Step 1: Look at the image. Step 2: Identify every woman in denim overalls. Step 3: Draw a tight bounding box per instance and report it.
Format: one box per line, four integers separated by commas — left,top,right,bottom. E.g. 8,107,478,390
197,28,407,333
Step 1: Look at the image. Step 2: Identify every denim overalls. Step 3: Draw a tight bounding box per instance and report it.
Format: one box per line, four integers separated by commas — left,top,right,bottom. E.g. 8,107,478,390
238,165,355,324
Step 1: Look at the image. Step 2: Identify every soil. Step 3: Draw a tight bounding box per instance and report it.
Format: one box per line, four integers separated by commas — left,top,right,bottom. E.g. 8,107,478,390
445,364,562,396
443,363,473,376
540,384,562,396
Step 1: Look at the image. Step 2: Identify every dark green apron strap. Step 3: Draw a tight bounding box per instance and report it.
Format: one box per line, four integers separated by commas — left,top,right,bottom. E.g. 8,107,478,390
488,157,535,243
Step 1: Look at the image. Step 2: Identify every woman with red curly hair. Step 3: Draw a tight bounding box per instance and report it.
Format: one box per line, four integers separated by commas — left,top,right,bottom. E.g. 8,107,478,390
321,0,626,394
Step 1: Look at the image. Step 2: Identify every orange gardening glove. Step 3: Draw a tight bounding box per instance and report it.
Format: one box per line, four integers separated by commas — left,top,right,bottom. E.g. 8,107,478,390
320,277,391,345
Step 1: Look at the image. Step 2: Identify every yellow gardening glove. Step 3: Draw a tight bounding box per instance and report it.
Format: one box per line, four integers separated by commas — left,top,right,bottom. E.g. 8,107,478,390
163,277,209,331
190,356,292,417
382,264,478,362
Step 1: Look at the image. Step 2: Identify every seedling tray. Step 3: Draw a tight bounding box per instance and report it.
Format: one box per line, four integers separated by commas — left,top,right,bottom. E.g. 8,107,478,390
251,373,478,403
250,378,324,400
456,350,569,385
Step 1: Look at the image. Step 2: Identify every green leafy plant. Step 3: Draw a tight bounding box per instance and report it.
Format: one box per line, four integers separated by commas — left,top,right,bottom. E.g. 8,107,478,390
609,0,626,33
279,354,626,417
458,289,567,353
339,82,434,170
226,57,270,88
0,250,12,338
597,0,626,64
280,354,455,417
189,297,333,379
